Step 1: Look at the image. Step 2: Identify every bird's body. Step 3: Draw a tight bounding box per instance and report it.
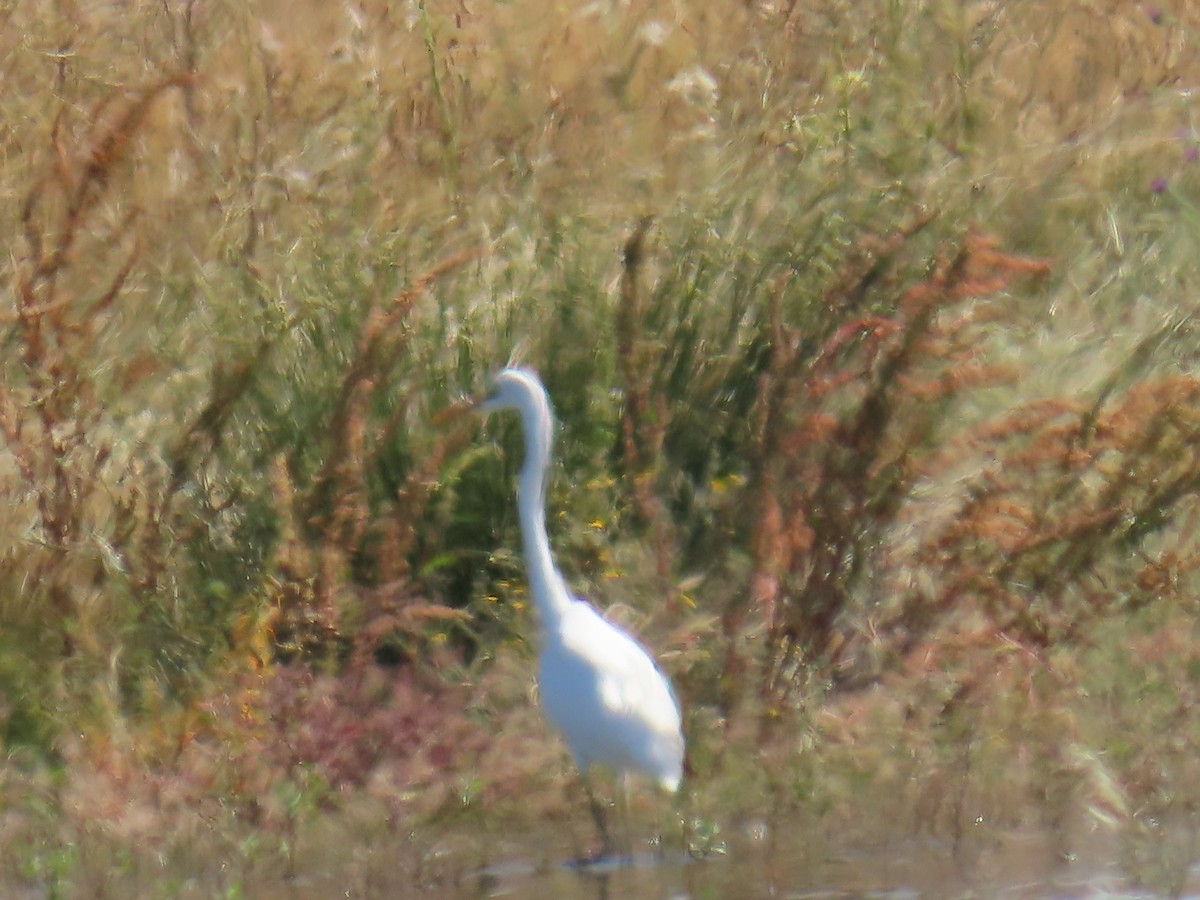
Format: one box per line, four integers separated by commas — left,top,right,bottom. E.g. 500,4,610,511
477,368,684,822
539,599,683,790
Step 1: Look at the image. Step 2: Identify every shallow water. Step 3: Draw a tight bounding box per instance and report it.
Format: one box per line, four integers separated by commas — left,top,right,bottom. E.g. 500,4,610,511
242,814,1200,900
28,808,1193,898
456,827,1200,900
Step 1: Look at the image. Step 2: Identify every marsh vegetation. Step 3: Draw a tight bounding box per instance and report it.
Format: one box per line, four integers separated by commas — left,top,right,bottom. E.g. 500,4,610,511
3,0,1200,895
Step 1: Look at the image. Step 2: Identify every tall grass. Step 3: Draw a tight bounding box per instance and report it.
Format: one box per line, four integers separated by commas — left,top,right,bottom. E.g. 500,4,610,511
3,0,1200,892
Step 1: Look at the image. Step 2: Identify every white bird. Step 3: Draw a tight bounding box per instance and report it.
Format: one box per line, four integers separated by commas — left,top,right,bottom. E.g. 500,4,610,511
477,367,685,853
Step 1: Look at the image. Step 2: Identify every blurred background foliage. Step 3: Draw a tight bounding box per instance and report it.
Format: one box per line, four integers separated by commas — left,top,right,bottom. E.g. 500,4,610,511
3,0,1200,890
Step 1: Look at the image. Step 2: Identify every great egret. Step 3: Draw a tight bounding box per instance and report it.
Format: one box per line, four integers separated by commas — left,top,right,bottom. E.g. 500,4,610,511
477,367,684,853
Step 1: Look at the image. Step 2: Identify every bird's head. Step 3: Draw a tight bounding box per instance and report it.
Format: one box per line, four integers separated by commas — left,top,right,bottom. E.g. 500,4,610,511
476,367,556,478
430,368,543,430
476,367,547,416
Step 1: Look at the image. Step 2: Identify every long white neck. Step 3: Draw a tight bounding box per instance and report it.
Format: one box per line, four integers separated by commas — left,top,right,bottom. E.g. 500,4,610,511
515,391,572,628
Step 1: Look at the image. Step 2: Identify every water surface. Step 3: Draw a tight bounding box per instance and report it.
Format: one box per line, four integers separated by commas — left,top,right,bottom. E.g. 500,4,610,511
249,814,1200,899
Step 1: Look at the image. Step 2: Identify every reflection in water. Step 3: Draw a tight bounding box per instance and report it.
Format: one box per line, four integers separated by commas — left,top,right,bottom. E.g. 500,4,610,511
461,818,1200,899
165,813,1200,898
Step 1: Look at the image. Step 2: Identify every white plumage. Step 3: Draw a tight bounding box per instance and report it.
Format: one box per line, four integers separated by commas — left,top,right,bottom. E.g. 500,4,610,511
477,367,684,845
539,600,683,790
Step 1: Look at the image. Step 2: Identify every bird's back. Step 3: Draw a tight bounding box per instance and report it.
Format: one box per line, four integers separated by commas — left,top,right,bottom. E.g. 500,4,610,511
538,599,684,790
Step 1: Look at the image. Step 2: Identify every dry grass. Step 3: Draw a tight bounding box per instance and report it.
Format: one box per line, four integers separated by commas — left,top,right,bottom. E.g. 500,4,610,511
3,0,1200,894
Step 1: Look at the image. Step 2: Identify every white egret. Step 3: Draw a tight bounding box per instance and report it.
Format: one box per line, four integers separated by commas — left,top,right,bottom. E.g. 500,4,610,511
477,367,684,853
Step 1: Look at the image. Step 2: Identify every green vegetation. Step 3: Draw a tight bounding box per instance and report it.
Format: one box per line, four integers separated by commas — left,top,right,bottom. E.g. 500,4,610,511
3,0,1200,893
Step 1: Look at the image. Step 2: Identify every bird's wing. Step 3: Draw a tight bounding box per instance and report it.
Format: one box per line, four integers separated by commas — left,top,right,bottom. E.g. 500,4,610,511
560,601,682,734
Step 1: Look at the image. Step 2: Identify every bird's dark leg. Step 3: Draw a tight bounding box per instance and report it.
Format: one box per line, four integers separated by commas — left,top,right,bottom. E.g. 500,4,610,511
581,773,614,859
616,773,632,856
